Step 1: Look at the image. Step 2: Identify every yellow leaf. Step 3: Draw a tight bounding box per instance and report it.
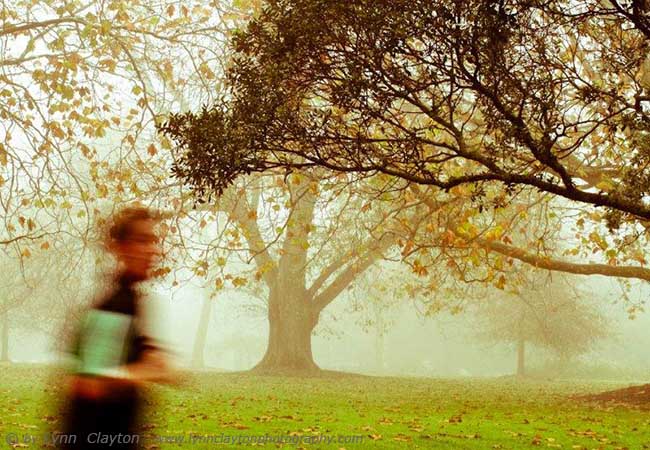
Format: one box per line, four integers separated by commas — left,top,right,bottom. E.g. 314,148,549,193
97,184,108,198
50,122,65,139
147,144,157,156
0,143,7,165
595,180,615,191
232,276,247,287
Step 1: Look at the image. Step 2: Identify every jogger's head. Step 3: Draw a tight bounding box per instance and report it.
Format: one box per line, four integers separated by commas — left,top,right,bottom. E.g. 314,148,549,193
107,206,161,281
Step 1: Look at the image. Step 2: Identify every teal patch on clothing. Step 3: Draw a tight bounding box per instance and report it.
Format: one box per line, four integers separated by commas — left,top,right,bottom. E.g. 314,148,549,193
77,309,133,376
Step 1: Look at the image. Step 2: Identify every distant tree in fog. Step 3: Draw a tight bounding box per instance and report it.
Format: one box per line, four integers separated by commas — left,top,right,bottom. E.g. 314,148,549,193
475,271,610,377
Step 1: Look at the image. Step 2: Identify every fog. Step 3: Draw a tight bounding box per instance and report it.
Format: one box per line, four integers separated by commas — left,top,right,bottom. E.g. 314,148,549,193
6,268,650,381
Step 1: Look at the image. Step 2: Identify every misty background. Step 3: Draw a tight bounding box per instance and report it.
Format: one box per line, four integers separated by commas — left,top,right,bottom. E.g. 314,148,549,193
5,265,649,380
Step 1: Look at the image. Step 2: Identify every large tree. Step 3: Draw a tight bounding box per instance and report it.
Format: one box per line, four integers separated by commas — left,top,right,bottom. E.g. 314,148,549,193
172,172,444,373
161,0,650,284
165,0,650,216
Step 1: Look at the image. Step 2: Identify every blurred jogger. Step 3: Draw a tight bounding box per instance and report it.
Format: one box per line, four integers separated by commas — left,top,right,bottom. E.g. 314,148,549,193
59,206,174,450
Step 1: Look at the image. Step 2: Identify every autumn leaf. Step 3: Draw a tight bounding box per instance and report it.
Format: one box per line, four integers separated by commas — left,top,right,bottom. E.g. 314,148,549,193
494,275,506,290
0,143,7,165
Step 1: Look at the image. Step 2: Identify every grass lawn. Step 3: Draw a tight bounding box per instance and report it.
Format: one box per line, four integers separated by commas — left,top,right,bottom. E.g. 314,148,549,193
0,363,648,449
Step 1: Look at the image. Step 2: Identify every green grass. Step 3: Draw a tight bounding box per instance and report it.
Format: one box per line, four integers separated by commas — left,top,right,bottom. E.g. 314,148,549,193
0,363,649,449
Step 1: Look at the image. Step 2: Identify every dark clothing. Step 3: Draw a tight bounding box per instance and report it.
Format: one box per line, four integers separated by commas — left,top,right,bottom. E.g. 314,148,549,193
62,386,140,450
60,274,152,450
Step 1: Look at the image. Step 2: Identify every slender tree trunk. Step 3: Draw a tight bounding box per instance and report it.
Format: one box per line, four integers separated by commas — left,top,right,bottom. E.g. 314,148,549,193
191,294,213,369
1,303,9,362
374,305,385,372
517,338,525,377
253,288,319,374
376,332,384,373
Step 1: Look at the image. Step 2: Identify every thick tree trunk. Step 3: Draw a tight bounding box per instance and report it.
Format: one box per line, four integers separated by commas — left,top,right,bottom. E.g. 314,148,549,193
1,304,9,362
252,290,319,374
517,338,525,377
191,294,213,369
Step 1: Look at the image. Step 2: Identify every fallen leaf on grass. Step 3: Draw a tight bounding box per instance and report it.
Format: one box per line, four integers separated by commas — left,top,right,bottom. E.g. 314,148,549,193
253,415,274,422
393,433,412,442
438,432,481,439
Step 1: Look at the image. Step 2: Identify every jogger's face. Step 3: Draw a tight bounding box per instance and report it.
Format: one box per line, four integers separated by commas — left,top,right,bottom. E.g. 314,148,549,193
115,219,161,280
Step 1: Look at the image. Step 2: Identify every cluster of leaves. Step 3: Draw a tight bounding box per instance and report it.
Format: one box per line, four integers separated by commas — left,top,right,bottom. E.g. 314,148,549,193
0,0,260,281
161,0,650,229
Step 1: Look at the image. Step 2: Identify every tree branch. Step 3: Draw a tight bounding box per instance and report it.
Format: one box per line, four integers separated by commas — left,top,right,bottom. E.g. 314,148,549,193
1,18,86,36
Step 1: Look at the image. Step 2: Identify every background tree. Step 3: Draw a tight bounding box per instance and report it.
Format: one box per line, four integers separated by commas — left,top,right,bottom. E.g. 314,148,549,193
474,271,611,377
0,0,272,368
191,287,215,369
0,0,259,278
346,263,410,372
0,240,92,362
